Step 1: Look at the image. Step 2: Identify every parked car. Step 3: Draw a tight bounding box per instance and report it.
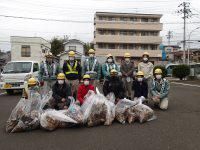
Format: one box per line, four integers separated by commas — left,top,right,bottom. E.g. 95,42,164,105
0,61,40,94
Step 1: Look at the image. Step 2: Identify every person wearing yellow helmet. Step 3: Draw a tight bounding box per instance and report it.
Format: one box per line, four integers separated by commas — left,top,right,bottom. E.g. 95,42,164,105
39,51,60,95
77,74,95,105
151,68,170,110
22,77,40,99
132,71,148,101
138,51,154,98
103,69,125,103
49,73,71,110
82,49,101,87
120,52,135,99
102,53,120,80
63,50,82,98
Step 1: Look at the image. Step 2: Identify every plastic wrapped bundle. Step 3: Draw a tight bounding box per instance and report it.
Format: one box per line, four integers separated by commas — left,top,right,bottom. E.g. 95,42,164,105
40,109,77,131
6,91,52,133
126,109,137,124
81,90,115,127
115,98,139,124
132,104,154,123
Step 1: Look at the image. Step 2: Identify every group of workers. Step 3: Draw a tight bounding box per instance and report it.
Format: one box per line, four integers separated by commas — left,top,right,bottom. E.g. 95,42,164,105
24,49,170,111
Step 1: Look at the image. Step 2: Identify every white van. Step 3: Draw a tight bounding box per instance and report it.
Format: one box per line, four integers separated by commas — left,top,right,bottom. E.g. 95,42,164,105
0,61,40,94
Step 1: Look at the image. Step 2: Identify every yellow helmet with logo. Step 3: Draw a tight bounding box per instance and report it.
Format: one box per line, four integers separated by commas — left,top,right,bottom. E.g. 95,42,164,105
88,49,95,54
45,52,53,58
143,52,150,57
154,68,162,74
124,52,131,58
136,71,144,76
28,77,37,85
57,73,65,80
106,53,113,59
68,51,75,57
110,69,118,75
83,74,90,80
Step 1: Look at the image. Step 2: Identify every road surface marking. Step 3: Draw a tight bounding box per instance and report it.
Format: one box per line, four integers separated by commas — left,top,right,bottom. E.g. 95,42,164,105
0,92,7,96
171,82,200,88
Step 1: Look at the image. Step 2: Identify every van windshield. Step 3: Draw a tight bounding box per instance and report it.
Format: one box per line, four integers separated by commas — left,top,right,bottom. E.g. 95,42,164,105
3,62,32,74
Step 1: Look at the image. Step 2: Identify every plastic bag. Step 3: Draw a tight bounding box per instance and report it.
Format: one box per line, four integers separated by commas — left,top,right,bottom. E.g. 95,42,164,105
6,92,41,133
64,97,83,124
132,104,154,123
40,109,77,131
81,90,115,127
115,98,139,124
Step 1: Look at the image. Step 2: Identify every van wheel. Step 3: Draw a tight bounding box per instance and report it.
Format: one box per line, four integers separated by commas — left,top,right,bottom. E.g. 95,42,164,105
6,89,14,95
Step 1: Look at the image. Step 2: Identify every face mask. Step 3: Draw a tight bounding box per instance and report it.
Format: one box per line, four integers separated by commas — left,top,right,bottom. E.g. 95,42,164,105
156,75,162,80
89,54,94,58
69,57,74,61
58,80,64,84
84,80,89,86
137,78,143,82
143,57,148,62
125,58,130,63
107,58,113,63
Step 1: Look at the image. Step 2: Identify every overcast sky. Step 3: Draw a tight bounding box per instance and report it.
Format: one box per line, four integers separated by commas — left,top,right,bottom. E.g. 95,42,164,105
0,0,200,51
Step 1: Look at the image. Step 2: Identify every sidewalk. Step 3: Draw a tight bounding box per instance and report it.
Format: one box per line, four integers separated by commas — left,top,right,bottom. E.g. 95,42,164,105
167,77,200,86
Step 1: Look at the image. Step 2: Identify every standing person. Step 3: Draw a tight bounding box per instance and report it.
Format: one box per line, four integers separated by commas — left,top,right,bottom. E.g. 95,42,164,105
151,68,170,110
39,52,60,95
77,74,95,105
49,73,72,110
103,69,125,104
121,52,135,100
138,52,154,97
132,71,148,101
82,49,101,88
63,51,82,98
102,54,119,81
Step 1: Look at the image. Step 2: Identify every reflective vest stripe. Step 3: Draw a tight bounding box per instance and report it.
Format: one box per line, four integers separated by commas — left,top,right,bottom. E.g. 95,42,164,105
66,61,78,74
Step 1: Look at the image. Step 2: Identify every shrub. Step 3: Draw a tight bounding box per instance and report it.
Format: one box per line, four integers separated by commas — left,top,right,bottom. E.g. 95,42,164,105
172,65,190,80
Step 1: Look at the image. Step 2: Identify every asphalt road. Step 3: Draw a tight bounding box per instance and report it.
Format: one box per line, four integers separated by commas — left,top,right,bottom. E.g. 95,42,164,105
0,83,200,150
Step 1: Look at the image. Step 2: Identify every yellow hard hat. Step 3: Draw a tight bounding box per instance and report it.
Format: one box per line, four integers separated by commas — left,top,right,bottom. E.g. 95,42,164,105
137,71,144,76
154,68,162,74
45,52,53,58
124,52,131,58
28,77,37,85
83,74,90,80
88,49,95,54
106,53,113,59
143,52,149,57
57,73,65,80
68,51,75,57
110,69,118,75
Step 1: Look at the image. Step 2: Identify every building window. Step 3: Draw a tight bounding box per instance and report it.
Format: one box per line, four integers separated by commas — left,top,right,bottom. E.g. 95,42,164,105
130,17,138,22
120,17,128,21
141,45,149,50
21,45,31,57
141,18,149,22
110,30,116,35
108,16,116,21
141,31,149,36
150,45,158,50
108,44,115,49
69,46,76,51
149,18,158,22
120,31,128,35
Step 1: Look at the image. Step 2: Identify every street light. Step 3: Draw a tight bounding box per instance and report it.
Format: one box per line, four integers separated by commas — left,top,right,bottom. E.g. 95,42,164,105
187,27,200,65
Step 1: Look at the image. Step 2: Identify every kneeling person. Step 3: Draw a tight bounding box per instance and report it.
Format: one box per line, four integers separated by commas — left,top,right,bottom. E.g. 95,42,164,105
77,74,95,105
151,68,170,110
132,71,148,101
50,73,71,110
103,69,125,103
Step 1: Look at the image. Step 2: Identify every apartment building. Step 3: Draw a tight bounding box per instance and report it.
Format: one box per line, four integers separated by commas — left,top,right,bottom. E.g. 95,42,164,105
94,12,163,65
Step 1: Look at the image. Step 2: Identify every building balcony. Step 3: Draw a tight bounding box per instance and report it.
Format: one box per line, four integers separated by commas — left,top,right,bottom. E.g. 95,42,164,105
95,21,163,31
94,35,162,44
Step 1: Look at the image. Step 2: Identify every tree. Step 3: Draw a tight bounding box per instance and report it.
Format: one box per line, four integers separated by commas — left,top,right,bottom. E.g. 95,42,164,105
172,65,190,80
84,42,94,56
50,37,64,56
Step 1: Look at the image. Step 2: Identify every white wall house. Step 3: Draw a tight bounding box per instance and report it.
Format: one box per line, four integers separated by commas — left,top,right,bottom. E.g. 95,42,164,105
58,39,85,67
11,36,51,63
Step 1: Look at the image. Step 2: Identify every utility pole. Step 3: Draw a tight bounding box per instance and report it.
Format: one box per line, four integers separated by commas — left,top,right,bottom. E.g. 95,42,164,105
177,2,192,64
166,31,173,46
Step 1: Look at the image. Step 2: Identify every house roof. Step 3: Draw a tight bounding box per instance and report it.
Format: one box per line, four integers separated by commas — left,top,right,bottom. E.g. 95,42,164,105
63,39,85,45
